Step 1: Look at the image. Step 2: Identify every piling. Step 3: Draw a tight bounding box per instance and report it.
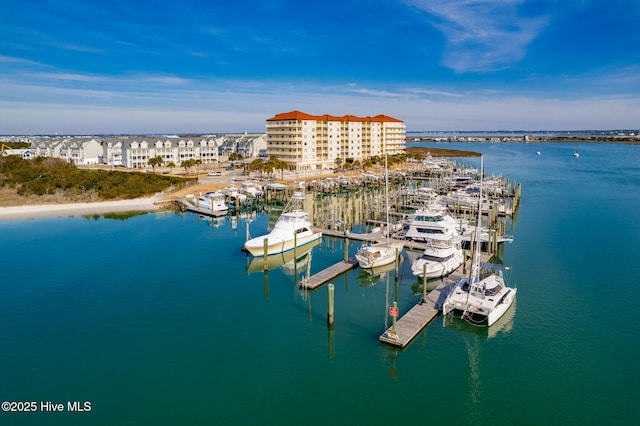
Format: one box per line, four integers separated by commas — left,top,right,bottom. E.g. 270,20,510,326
343,236,349,262
327,283,335,326
263,238,268,271
422,263,427,303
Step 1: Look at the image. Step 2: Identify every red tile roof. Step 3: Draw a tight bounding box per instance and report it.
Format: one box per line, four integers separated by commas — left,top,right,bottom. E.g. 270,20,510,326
267,110,403,123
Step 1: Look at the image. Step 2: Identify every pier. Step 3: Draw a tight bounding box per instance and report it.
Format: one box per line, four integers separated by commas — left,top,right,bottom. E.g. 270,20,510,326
298,258,358,290
379,279,453,347
379,253,490,348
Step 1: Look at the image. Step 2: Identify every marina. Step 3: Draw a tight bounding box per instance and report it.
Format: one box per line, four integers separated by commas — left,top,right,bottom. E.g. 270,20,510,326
2,142,638,425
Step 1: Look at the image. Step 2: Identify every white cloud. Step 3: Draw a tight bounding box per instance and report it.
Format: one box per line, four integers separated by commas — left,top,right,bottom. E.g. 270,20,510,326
405,0,548,72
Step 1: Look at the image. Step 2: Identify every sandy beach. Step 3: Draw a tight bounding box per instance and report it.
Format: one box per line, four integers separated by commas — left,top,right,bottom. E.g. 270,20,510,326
0,196,166,221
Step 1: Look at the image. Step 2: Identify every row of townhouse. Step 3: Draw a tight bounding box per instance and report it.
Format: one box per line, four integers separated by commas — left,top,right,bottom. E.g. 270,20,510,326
28,135,267,169
31,137,103,165
265,111,406,172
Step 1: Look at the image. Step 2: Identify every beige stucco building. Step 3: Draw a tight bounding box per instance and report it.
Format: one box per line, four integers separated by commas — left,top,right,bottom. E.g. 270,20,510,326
266,111,405,172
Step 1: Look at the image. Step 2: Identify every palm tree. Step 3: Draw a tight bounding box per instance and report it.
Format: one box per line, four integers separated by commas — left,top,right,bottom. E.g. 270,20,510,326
248,158,265,177
148,156,163,173
334,157,343,171
181,159,197,175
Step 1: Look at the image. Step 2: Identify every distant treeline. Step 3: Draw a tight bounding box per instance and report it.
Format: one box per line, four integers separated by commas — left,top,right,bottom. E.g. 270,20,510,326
0,156,193,200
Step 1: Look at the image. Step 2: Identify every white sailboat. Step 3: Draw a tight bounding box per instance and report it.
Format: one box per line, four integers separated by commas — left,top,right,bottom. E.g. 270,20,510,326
355,155,403,269
243,187,321,257
442,156,517,327
573,142,580,157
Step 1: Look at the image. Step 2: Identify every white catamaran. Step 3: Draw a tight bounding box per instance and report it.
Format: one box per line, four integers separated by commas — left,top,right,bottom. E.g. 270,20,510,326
442,156,517,326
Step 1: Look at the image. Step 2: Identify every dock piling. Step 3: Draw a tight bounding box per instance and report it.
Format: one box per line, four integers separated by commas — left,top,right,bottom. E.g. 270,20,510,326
327,283,335,326
263,238,268,271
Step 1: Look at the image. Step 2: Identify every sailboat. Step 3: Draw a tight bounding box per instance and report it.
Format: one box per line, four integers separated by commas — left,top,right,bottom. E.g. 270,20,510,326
355,155,404,269
573,142,580,158
441,156,517,327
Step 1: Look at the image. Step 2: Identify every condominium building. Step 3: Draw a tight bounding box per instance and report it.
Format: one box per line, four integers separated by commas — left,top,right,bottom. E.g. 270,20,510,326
266,111,405,172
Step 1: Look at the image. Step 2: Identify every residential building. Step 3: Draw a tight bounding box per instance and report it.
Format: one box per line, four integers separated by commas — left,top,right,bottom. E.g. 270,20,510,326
102,135,266,169
59,138,103,165
2,148,33,160
265,111,405,172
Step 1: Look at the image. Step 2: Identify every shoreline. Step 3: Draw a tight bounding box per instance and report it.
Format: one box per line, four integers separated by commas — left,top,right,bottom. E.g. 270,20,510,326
0,196,165,221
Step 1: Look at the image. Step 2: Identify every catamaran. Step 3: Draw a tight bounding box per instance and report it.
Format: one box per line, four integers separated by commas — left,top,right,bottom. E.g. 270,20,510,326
442,156,517,326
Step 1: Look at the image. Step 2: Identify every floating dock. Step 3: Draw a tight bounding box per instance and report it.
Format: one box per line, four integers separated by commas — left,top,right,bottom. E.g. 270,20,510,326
317,228,427,251
379,278,454,347
379,254,490,348
299,258,358,290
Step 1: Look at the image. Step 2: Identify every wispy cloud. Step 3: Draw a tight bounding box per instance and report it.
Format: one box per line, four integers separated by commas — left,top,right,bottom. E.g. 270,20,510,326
405,0,548,72
348,87,405,97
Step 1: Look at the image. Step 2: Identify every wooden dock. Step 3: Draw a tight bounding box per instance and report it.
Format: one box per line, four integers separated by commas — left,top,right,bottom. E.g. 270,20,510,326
379,278,454,347
299,257,358,290
315,228,427,251
379,254,490,348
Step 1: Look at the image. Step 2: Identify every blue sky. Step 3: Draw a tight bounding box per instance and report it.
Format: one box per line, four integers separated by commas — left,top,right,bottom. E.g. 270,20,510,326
1,0,639,134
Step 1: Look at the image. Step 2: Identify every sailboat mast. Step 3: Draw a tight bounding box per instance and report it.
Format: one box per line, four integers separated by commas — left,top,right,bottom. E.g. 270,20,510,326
470,155,484,283
385,153,390,244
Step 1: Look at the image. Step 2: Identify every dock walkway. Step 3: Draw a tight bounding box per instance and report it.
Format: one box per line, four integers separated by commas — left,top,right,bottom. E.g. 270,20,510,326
379,278,455,347
316,228,427,251
299,257,358,290
379,254,490,348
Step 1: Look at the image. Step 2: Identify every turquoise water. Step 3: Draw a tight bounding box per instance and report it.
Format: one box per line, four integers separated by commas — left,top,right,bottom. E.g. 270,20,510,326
1,142,639,425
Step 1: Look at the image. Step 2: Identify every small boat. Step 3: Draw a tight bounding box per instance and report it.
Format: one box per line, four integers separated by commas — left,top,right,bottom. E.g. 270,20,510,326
185,191,228,216
355,240,404,269
355,155,403,269
265,181,287,191
442,156,517,327
573,142,579,157
243,188,321,257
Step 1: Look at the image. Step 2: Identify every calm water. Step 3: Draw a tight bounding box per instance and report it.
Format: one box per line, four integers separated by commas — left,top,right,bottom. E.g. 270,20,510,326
1,142,639,425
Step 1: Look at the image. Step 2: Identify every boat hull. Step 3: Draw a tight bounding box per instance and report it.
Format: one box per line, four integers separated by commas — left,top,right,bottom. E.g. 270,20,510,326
411,253,463,278
442,278,517,327
355,243,403,269
244,232,322,257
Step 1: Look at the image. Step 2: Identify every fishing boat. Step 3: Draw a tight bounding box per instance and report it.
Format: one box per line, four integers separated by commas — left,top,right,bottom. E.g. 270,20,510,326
441,156,517,327
185,191,228,216
355,155,403,269
411,233,463,279
243,188,321,257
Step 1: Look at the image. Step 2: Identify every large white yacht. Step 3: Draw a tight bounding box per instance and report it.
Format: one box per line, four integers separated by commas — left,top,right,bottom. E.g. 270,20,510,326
403,204,467,242
244,189,321,257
